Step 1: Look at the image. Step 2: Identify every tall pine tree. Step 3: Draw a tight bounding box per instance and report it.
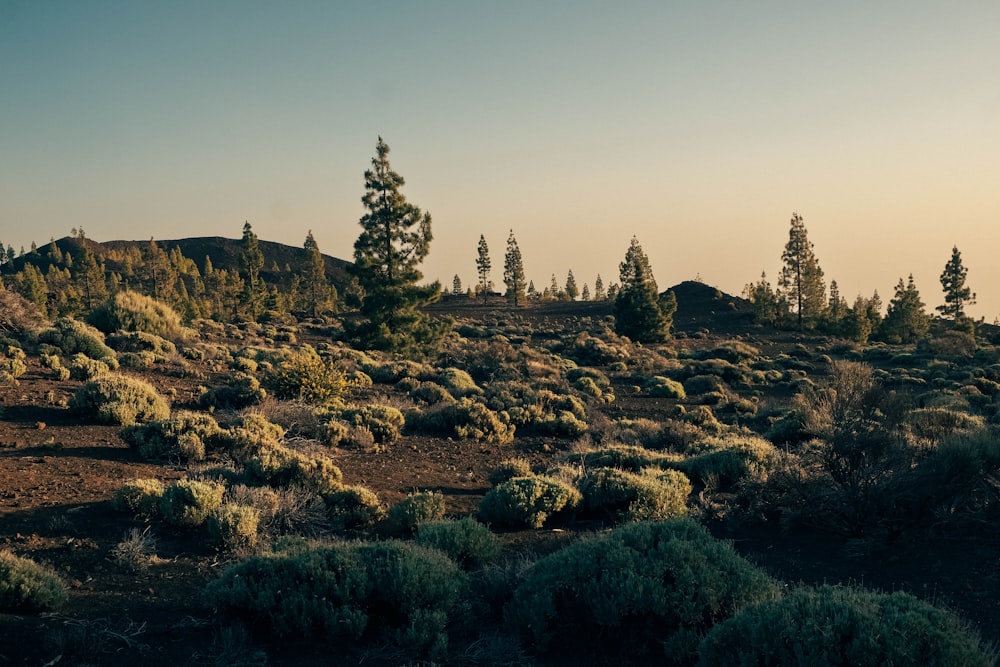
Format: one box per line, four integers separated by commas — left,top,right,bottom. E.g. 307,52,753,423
348,138,448,354
880,275,930,344
937,245,975,323
613,237,673,342
503,230,526,306
301,230,329,318
778,212,826,330
240,222,265,321
476,234,491,302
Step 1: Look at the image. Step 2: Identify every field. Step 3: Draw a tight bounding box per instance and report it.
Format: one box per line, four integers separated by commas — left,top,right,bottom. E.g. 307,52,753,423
1,282,998,666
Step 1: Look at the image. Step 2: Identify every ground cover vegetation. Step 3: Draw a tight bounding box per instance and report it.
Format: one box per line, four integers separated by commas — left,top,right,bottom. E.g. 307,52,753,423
1,143,999,665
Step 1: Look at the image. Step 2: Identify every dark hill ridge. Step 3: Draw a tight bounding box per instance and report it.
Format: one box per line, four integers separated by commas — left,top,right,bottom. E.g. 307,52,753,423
667,280,754,333
8,236,352,289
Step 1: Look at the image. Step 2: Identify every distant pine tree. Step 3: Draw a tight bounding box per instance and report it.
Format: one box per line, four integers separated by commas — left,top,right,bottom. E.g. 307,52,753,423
452,274,463,295
937,245,975,323
240,222,265,321
879,275,930,344
581,283,590,301
613,237,673,343
778,212,826,330
594,274,605,301
503,230,526,306
302,230,329,318
476,235,491,302
565,270,579,300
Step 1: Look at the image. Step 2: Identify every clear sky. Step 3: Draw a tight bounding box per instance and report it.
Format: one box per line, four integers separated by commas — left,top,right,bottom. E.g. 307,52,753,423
2,1,998,319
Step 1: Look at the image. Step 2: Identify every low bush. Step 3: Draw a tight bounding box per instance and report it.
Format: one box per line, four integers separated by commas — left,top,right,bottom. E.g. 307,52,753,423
569,444,676,471
488,458,533,486
199,372,266,410
87,290,191,342
113,478,165,516
38,317,118,367
416,517,500,570
105,330,177,355
207,503,261,549
264,345,349,406
159,479,226,527
0,288,45,335
677,435,778,489
205,540,466,658
437,367,482,398
68,352,113,380
505,520,779,660
388,491,447,533
644,376,686,399
407,381,456,405
698,585,994,667
244,441,343,494
0,550,68,612
580,467,691,521
121,410,224,461
323,485,385,530
341,404,405,446
71,373,170,426
479,476,582,528
408,399,514,443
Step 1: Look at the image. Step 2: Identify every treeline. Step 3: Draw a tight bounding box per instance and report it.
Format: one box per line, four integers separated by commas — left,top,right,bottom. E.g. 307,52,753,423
0,227,340,324
744,213,978,344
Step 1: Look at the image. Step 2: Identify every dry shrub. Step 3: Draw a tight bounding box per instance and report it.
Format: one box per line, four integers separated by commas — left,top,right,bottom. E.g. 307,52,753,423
0,288,45,335
88,290,192,342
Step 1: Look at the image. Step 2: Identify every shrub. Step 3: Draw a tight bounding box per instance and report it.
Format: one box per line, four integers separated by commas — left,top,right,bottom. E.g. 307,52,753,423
580,467,691,521
71,373,170,426
68,352,113,380
0,288,45,335
105,330,177,355
245,441,343,494
87,290,190,342
536,410,589,437
644,376,686,399
324,485,385,530
113,478,165,516
416,517,500,570
505,520,779,660
0,550,68,612
437,367,482,397
208,503,261,549
38,317,118,367
205,540,466,657
341,404,405,446
159,479,226,527
479,476,582,528
569,444,675,472
488,458,533,486
121,410,224,461
408,399,515,443
408,381,456,405
906,407,985,443
678,435,778,489
199,372,266,410
388,491,447,533
698,585,994,667
264,345,348,406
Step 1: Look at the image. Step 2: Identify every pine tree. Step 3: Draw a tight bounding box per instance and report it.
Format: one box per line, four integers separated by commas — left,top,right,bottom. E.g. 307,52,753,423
879,275,930,344
503,230,526,306
565,270,579,300
301,230,328,318
745,271,781,326
614,237,673,342
581,283,590,301
778,212,826,330
240,222,265,321
937,245,975,322
452,274,463,295
348,138,448,354
527,280,537,300
16,263,48,316
143,239,177,303
476,235,491,302
74,246,108,311
594,274,605,301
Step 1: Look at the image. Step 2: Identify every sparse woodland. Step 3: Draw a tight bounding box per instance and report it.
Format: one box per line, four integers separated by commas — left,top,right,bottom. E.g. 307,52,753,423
1,141,999,666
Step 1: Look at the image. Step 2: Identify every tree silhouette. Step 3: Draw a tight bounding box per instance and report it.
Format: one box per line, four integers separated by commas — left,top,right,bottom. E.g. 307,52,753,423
778,212,826,330
503,230,526,306
937,245,975,322
476,235,491,302
613,237,673,342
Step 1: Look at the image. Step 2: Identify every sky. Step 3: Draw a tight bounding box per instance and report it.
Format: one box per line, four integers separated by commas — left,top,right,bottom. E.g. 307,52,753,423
2,1,999,319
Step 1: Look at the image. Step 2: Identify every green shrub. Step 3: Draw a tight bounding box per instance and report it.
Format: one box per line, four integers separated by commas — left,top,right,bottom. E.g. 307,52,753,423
208,503,261,549
0,550,68,612
536,410,589,437
698,585,993,667
113,478,165,516
38,317,118,367
324,484,385,530
488,457,533,486
684,374,728,396
159,479,226,527
388,491,447,533
264,345,348,406
906,407,985,443
245,441,343,494
569,444,676,472
416,517,500,570
199,372,266,410
205,540,466,657
71,373,170,426
408,398,515,443
505,520,779,660
437,367,482,397
341,404,405,446
678,435,778,489
645,376,686,399
580,467,691,521
121,410,224,461
87,290,191,342
479,476,582,528
106,330,177,355
408,381,456,405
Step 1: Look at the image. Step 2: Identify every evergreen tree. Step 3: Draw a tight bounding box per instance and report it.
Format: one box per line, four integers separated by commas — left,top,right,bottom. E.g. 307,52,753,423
594,274,605,301
581,283,590,301
16,263,48,316
745,271,781,326
549,274,560,299
613,237,673,342
240,222,265,321
74,246,108,311
879,275,930,344
476,234,491,302
527,280,537,300
503,230,526,306
842,294,877,344
778,212,826,329
301,230,329,318
452,274,463,295
937,245,975,322
348,138,448,354
565,270,579,300
143,239,177,303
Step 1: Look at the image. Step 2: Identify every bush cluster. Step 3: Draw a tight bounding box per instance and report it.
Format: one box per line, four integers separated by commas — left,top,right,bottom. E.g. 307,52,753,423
479,476,581,528
264,345,349,406
415,517,500,570
0,550,69,612
579,467,691,522
71,373,170,426
387,491,447,534
38,317,119,368
121,410,224,462
159,479,226,527
408,398,514,443
88,290,191,342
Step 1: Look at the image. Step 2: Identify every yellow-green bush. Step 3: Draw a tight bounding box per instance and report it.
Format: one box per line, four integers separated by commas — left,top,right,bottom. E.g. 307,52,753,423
408,398,514,443
388,491,447,533
415,517,500,570
0,550,68,612
324,484,385,530
106,330,177,355
121,410,224,462
644,375,687,399
68,352,113,380
159,479,225,527
265,345,348,406
199,372,266,410
71,373,170,426
38,317,118,368
87,290,191,342
580,467,691,521
488,457,533,486
479,476,581,528
114,478,166,516
208,503,261,549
